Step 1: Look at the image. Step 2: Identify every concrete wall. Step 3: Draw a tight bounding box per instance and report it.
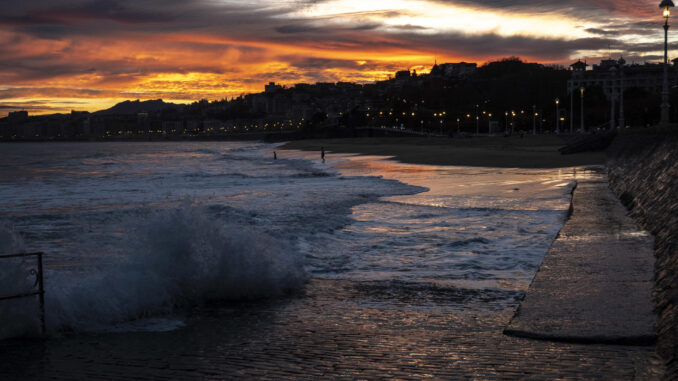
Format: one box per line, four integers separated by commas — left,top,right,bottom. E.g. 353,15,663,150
607,133,678,379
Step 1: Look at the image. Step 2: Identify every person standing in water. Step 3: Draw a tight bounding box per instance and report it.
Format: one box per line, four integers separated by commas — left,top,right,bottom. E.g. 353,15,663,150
273,151,277,160
321,146,325,162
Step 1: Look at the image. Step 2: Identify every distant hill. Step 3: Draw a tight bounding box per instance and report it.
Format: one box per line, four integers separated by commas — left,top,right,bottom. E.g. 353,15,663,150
94,99,180,115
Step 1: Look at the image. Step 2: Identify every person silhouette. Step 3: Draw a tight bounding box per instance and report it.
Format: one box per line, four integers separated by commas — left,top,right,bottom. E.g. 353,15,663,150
321,146,325,163
273,151,277,160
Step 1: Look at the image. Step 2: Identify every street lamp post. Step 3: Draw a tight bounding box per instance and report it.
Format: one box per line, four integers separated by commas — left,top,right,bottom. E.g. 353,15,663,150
580,87,585,132
660,0,675,126
487,113,493,134
555,98,560,134
570,89,574,134
532,105,536,135
504,112,509,135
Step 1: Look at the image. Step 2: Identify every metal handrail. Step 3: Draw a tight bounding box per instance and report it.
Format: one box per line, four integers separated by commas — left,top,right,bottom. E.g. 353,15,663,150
0,252,45,334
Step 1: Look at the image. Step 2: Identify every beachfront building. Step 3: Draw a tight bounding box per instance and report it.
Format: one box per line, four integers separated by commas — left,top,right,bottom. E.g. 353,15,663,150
568,58,678,129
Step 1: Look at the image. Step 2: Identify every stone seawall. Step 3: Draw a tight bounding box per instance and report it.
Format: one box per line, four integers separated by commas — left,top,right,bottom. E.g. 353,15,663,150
607,133,678,379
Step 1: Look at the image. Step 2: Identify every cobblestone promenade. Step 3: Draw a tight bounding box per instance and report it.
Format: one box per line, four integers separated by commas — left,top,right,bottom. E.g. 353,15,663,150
0,279,657,380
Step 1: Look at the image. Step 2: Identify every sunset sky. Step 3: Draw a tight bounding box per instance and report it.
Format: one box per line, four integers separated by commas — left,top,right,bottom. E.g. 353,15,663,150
0,0,672,116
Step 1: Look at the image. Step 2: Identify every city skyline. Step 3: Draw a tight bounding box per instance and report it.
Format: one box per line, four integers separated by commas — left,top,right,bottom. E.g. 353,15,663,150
0,0,672,116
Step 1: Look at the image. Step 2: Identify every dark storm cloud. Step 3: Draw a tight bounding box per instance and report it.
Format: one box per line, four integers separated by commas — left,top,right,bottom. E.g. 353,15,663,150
428,0,657,18
389,24,430,31
2,0,289,39
350,24,381,31
389,32,614,61
1,0,182,29
585,28,619,37
262,17,614,62
0,0,658,62
276,25,321,34
0,53,96,81
284,57,364,69
275,22,379,35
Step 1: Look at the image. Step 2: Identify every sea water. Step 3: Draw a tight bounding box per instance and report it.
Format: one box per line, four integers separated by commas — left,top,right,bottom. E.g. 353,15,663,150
0,141,586,338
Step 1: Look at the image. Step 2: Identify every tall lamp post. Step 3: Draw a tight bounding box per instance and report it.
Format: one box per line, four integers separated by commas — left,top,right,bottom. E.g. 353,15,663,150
488,113,493,134
570,90,574,134
660,0,675,126
532,104,537,135
555,98,560,134
580,87,585,132
504,112,509,134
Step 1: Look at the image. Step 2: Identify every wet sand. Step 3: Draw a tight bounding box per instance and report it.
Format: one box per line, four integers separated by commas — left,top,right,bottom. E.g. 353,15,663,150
282,135,605,168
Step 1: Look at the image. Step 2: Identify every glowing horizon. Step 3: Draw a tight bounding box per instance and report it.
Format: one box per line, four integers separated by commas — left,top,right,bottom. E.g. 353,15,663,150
0,0,669,116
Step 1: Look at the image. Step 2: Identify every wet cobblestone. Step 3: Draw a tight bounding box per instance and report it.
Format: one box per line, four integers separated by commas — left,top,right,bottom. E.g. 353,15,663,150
0,279,656,380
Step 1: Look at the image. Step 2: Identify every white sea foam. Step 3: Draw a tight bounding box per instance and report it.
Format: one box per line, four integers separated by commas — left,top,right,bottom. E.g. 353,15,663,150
45,205,306,332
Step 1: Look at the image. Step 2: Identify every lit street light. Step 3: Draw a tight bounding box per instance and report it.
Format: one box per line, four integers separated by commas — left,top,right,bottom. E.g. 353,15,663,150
570,89,574,134
532,105,537,135
660,0,675,126
504,112,509,135
555,98,560,134
580,87,585,132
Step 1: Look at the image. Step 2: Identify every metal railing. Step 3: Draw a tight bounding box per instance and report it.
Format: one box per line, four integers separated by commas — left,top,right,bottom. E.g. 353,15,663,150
0,252,45,334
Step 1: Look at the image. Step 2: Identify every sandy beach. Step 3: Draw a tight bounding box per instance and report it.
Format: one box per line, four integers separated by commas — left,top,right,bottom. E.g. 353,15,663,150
282,135,605,168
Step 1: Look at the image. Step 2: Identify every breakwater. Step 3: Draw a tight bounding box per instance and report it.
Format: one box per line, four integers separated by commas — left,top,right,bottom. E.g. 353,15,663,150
607,132,678,379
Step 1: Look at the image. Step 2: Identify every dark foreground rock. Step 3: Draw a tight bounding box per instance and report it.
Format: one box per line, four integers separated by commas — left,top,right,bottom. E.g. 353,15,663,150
608,132,678,380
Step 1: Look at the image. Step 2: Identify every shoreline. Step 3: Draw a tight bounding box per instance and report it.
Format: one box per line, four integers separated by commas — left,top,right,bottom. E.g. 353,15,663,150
281,136,606,168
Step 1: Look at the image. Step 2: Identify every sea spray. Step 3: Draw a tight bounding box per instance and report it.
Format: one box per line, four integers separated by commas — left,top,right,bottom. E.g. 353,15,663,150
40,205,307,332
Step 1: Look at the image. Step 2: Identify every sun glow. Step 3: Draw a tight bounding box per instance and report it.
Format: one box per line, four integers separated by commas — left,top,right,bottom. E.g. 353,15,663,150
0,0,668,116
295,0,598,39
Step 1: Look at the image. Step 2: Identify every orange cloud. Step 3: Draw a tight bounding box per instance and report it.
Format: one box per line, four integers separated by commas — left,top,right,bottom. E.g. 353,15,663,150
0,0,667,116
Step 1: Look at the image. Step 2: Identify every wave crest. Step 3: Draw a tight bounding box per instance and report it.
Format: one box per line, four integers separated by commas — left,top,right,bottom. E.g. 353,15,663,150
2,206,306,336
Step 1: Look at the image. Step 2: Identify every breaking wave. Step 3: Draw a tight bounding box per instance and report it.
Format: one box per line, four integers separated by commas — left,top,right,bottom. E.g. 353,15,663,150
1,206,307,337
